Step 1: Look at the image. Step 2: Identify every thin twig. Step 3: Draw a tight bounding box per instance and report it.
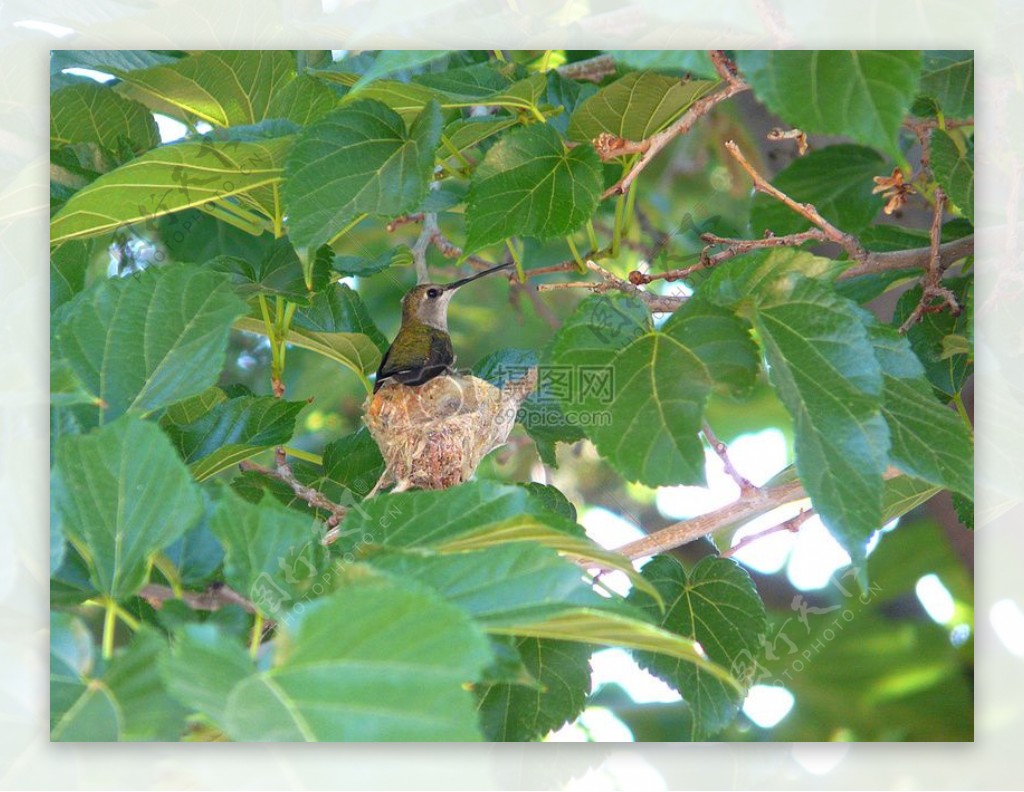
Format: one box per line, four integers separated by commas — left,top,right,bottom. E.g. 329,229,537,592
703,421,757,495
721,508,815,559
600,51,749,198
140,583,259,614
239,448,348,529
724,139,868,262
898,186,961,333
411,213,437,283
840,235,974,280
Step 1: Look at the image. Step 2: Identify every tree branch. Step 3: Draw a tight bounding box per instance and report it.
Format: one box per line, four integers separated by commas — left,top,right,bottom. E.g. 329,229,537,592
898,186,961,333
557,53,617,83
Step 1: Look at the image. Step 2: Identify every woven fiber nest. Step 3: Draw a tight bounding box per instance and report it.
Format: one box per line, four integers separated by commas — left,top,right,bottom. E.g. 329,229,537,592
364,369,537,491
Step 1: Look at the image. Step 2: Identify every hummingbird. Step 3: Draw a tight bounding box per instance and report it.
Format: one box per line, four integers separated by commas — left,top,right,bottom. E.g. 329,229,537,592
373,261,515,393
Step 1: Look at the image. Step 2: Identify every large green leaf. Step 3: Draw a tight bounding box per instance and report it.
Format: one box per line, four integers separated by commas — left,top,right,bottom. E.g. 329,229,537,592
350,50,450,91
465,123,602,253
161,391,306,481
477,638,593,741
708,250,889,570
336,480,653,595
370,542,632,629
567,72,718,142
320,428,386,499
918,51,974,120
50,137,291,243
52,264,247,424
221,578,492,741
550,293,758,486
112,51,326,127
161,623,257,731
52,415,204,599
736,51,922,159
869,324,973,497
282,99,443,251
292,283,389,354
51,82,159,155
628,555,767,740
207,236,335,304
751,145,886,237
931,130,974,222
102,628,189,741
208,486,329,619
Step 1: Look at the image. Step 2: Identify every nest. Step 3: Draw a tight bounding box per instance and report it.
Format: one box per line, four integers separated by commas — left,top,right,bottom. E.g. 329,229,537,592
364,370,537,491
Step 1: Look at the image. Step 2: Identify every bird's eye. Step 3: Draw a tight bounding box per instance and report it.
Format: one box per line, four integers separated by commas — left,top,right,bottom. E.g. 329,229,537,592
427,288,441,298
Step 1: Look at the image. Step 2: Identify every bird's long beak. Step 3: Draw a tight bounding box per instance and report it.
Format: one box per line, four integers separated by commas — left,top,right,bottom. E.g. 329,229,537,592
443,261,515,291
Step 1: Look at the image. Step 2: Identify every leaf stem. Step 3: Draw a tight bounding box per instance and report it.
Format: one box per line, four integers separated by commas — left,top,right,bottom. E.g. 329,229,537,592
249,611,264,658
283,446,323,465
505,238,524,281
612,190,626,257
565,234,586,273
586,219,600,253
102,598,117,660
953,391,973,436
152,553,183,598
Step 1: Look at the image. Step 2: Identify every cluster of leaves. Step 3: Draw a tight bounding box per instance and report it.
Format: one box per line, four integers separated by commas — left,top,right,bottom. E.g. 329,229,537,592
50,49,973,741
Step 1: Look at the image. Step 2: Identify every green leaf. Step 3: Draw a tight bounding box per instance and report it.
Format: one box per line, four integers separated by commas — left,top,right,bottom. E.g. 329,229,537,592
550,293,758,486
52,264,247,423
209,486,328,618
881,475,941,524
443,117,518,154
332,248,402,277
51,240,92,311
113,51,308,127
869,324,973,497
50,613,100,735
283,99,443,251
370,542,630,628
161,392,306,481
207,237,335,304
708,250,889,568
336,481,654,597
321,428,385,499
952,492,974,530
235,314,380,385
51,50,179,75
465,123,602,253
265,74,338,126
736,51,922,159
50,677,121,741
52,415,204,599
50,137,291,244
567,72,718,142
491,609,740,692
473,346,585,465
751,145,886,237
103,628,189,740
162,505,225,587
351,50,450,91
51,83,159,155
292,283,389,354
162,623,256,730
628,555,767,739
919,51,974,119
894,277,973,397
221,578,492,741
477,638,593,741
931,130,974,222
608,51,718,79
